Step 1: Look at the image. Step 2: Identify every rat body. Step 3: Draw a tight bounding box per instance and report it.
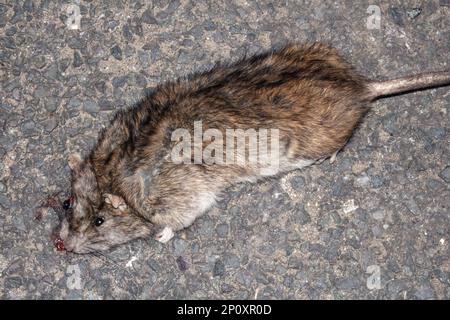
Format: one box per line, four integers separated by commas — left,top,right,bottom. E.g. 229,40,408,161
58,43,450,253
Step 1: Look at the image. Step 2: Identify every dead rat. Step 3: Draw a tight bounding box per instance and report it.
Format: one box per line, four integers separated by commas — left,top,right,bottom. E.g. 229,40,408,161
56,43,450,253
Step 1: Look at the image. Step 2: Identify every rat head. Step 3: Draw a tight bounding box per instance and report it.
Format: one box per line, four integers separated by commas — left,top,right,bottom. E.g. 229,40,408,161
58,153,153,253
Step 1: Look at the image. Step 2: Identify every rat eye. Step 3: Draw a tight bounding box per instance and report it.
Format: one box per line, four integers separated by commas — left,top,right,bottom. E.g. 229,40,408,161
94,217,105,227
62,200,71,210
63,196,74,210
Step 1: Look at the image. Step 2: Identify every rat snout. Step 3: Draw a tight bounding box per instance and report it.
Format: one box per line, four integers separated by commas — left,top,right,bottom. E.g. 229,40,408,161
52,219,69,252
52,234,66,251
55,221,89,253
62,233,90,254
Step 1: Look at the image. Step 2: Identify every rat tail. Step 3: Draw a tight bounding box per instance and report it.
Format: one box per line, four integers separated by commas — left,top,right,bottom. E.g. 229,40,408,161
367,70,450,100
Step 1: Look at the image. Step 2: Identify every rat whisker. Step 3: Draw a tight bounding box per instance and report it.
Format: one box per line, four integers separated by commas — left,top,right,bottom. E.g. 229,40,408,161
90,251,111,267
89,249,123,269
89,251,142,289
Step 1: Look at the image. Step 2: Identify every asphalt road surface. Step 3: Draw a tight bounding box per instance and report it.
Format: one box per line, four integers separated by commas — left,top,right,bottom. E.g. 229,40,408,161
0,0,449,299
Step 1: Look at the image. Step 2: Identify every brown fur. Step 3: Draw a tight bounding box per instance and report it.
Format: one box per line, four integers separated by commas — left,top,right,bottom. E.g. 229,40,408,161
57,43,450,253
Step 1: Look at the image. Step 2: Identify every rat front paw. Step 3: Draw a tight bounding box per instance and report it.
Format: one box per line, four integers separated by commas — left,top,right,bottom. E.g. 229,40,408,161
155,226,174,243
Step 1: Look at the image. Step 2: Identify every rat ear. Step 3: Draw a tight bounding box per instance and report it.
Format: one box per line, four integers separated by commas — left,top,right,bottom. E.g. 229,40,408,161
68,153,82,171
103,193,128,212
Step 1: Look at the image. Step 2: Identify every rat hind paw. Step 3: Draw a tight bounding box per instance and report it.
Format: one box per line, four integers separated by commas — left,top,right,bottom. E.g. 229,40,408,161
155,226,174,243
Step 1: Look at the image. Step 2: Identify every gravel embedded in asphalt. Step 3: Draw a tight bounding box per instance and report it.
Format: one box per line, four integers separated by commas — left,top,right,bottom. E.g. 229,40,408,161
0,0,449,299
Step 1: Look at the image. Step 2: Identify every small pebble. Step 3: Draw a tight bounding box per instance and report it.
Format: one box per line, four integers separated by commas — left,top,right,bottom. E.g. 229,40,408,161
438,166,450,183
407,8,422,19
213,259,225,277
371,210,384,221
176,256,188,271
110,45,123,60
73,51,82,68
